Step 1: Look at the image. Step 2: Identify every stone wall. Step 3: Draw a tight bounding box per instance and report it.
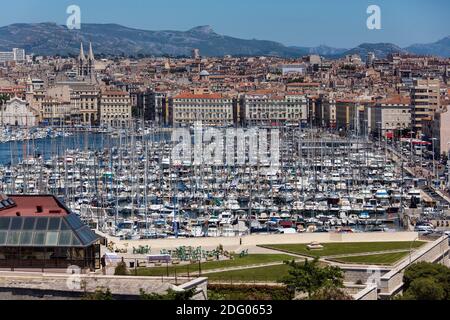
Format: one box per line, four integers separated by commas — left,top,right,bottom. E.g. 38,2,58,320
379,236,450,298
0,271,208,300
352,285,378,300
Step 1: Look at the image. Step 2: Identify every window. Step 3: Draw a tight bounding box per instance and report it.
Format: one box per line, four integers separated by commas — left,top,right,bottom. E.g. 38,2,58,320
33,232,45,245
60,219,70,231
35,218,48,230
20,231,33,245
6,232,20,245
0,218,10,230
48,218,60,231
46,232,59,246
0,231,6,245
10,218,23,230
23,218,36,230
58,231,72,246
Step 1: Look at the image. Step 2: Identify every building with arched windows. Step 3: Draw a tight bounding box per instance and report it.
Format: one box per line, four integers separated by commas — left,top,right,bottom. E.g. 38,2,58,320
0,97,38,127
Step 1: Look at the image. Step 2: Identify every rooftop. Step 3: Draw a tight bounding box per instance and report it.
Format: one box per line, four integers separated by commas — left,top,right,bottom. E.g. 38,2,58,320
0,195,99,247
0,195,69,217
174,92,223,99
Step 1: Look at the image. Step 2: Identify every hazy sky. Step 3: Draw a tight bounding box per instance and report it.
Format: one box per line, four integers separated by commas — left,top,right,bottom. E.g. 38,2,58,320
0,0,449,48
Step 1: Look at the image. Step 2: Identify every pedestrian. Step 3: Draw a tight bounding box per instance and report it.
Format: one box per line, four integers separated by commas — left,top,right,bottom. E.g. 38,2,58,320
100,254,106,275
240,238,242,246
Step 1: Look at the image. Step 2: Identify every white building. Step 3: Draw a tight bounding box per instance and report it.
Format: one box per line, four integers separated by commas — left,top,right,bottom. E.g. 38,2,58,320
367,96,411,136
100,90,132,127
242,93,308,126
0,48,26,63
0,97,38,126
171,93,234,126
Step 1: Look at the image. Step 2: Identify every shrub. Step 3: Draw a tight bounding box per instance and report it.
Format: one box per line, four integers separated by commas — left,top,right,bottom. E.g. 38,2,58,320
83,288,114,300
402,278,446,300
403,262,450,300
114,260,128,275
208,284,294,300
140,288,196,300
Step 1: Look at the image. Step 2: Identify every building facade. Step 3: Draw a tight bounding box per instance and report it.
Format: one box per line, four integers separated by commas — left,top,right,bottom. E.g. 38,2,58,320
41,98,73,126
423,107,450,156
48,83,100,126
0,97,38,127
411,79,440,135
368,96,411,136
0,48,25,63
100,90,132,127
241,93,308,126
170,93,234,126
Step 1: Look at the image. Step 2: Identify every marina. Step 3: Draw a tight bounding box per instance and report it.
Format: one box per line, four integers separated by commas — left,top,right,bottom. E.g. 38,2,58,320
0,125,438,240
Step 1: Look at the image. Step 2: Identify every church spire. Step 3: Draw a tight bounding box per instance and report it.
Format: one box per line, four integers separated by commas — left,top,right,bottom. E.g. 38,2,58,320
88,42,95,61
79,42,86,61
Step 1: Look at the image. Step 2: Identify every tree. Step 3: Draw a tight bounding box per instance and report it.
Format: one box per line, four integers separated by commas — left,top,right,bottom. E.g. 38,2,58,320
280,258,345,299
402,278,446,300
403,262,450,299
310,286,353,300
0,94,9,105
83,288,114,300
139,288,196,300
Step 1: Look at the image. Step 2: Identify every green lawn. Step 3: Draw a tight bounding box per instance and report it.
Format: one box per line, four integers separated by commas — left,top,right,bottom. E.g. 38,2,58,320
260,241,426,258
331,251,410,265
206,264,292,283
135,254,293,277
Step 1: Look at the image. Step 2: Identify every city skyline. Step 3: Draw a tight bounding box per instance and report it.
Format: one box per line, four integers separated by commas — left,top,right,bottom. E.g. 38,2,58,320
0,0,449,48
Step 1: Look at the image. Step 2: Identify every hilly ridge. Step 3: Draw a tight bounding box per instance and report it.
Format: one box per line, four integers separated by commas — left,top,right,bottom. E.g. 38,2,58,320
0,22,448,58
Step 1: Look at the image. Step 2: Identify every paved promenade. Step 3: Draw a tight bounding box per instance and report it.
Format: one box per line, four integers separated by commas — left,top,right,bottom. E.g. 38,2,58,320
102,232,419,253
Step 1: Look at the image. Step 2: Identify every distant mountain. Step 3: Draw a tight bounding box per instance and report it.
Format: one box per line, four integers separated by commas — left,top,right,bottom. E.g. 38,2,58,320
341,43,407,59
0,23,448,59
406,36,450,57
290,45,348,58
0,22,306,58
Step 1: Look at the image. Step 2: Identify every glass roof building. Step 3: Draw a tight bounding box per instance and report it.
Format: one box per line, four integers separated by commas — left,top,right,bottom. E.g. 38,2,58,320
0,195,101,270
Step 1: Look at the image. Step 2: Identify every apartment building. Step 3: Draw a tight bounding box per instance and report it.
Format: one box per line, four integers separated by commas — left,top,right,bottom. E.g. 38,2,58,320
411,79,440,135
0,48,25,63
316,96,337,128
367,95,411,136
423,106,450,156
241,92,308,126
100,90,132,127
335,100,358,131
170,93,234,127
49,83,100,125
136,90,167,124
41,98,73,125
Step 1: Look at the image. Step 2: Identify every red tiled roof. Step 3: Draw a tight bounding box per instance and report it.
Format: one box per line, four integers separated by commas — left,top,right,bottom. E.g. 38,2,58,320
174,92,223,99
0,195,69,217
379,95,411,105
286,83,320,87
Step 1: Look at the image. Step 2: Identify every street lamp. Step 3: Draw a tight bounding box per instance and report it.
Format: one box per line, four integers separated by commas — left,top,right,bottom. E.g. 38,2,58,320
447,142,450,191
409,236,419,265
409,131,415,167
431,137,438,186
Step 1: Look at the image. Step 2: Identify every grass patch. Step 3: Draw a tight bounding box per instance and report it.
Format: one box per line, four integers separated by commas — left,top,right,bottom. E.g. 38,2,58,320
208,284,293,300
135,254,292,277
206,264,293,283
260,241,426,258
331,252,410,265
